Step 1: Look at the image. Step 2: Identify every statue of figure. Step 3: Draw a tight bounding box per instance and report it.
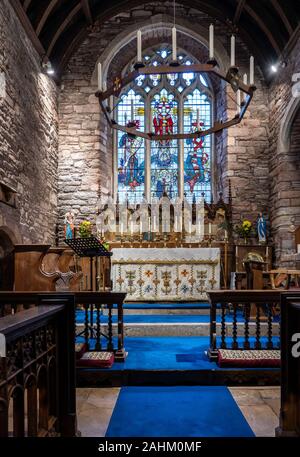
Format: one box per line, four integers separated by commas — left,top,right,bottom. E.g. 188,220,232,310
257,212,267,244
64,211,75,239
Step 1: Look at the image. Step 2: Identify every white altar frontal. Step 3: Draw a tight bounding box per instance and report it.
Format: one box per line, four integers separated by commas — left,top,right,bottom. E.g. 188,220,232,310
111,248,220,302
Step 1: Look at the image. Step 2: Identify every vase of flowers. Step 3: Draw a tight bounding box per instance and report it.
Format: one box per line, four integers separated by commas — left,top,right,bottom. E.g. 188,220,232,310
235,219,253,244
78,220,92,238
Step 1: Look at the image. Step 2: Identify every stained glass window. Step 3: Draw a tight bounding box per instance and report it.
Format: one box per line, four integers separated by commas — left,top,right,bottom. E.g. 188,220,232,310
151,89,178,199
184,89,212,202
116,45,213,203
117,90,145,203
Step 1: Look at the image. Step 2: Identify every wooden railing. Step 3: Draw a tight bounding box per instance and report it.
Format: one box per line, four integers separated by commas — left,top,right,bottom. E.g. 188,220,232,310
0,291,127,362
207,290,281,360
0,293,77,437
277,292,300,437
74,292,127,361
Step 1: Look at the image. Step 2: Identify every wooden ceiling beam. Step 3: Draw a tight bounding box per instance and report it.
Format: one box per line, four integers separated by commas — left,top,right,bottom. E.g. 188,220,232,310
23,0,33,13
233,0,246,25
243,3,281,56
36,0,60,36
81,0,93,25
10,0,45,56
270,0,293,36
46,3,82,58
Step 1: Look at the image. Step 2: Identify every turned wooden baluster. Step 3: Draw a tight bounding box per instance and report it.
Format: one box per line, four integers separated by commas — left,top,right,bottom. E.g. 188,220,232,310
267,304,274,349
95,303,101,351
255,304,262,349
244,303,250,350
84,304,89,350
221,303,227,349
107,304,114,351
232,303,238,349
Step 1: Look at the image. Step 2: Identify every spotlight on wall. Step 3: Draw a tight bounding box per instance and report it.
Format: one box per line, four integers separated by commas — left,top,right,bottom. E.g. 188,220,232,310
42,60,55,76
271,64,278,73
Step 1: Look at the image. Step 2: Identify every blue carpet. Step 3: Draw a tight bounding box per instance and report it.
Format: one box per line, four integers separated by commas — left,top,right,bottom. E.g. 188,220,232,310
76,335,280,371
106,386,255,437
76,311,247,324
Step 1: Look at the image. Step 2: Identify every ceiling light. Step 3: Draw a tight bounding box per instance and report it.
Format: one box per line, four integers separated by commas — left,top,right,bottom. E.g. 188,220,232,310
271,64,278,73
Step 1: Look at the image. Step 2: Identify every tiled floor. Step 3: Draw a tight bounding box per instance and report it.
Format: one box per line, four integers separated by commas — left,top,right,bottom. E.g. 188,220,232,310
77,386,280,437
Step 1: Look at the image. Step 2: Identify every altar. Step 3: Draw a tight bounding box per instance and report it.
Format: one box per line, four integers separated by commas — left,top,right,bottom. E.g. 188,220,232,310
111,248,220,301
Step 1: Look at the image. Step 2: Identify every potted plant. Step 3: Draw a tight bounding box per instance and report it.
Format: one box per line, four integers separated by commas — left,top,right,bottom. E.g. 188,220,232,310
78,220,92,238
234,219,253,244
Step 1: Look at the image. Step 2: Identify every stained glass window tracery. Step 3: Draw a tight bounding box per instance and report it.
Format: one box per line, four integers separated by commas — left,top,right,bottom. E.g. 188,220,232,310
116,45,213,203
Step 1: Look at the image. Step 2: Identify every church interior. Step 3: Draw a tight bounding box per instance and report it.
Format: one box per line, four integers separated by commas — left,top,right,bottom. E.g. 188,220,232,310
1,0,300,441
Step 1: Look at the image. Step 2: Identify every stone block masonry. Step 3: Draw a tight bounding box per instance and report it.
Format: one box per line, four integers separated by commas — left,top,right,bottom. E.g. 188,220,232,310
0,0,58,244
58,3,270,240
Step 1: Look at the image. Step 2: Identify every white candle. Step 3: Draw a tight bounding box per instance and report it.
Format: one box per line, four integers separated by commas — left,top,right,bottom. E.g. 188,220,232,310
243,73,248,102
250,56,254,85
137,30,142,62
131,99,134,121
209,24,214,60
209,222,212,235
140,220,143,234
230,35,235,67
148,216,151,232
130,221,134,234
236,90,241,115
196,108,200,130
120,223,124,236
102,80,107,92
153,215,156,231
224,229,228,241
189,221,192,234
109,95,114,112
172,27,177,62
97,62,102,91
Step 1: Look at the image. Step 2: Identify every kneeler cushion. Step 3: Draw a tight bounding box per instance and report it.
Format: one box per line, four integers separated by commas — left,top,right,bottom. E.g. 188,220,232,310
77,351,114,368
218,349,281,368
75,343,88,359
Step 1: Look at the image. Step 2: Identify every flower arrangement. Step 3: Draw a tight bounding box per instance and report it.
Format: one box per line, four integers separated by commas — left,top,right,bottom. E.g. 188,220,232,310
78,220,92,238
234,219,253,243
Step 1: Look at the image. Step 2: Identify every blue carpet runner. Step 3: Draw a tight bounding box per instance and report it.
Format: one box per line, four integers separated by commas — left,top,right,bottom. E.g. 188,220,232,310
76,335,280,371
106,386,255,437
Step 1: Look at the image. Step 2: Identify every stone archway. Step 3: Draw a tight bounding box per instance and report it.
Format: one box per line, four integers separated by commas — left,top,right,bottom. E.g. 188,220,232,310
0,227,15,290
275,104,300,266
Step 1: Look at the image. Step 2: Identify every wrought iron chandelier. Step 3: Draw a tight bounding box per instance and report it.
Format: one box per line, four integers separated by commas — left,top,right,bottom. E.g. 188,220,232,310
95,3,256,142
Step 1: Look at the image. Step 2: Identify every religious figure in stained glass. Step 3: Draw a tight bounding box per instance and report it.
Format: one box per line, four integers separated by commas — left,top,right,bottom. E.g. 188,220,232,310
118,120,143,190
151,90,178,198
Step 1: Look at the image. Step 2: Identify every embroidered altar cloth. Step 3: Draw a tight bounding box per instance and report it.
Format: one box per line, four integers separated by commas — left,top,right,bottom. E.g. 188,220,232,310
111,248,220,301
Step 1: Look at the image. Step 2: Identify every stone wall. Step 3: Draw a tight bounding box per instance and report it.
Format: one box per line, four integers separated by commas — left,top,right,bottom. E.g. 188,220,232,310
269,37,300,264
57,2,269,238
0,0,58,244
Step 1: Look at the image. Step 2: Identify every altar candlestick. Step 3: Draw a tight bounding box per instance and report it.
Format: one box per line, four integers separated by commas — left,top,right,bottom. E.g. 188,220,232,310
250,56,254,85
131,99,134,121
140,220,143,234
224,229,228,241
243,73,248,102
120,222,124,236
209,24,214,60
208,222,212,235
97,62,102,92
130,220,134,234
230,35,235,67
137,30,142,62
236,90,241,115
172,27,177,62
